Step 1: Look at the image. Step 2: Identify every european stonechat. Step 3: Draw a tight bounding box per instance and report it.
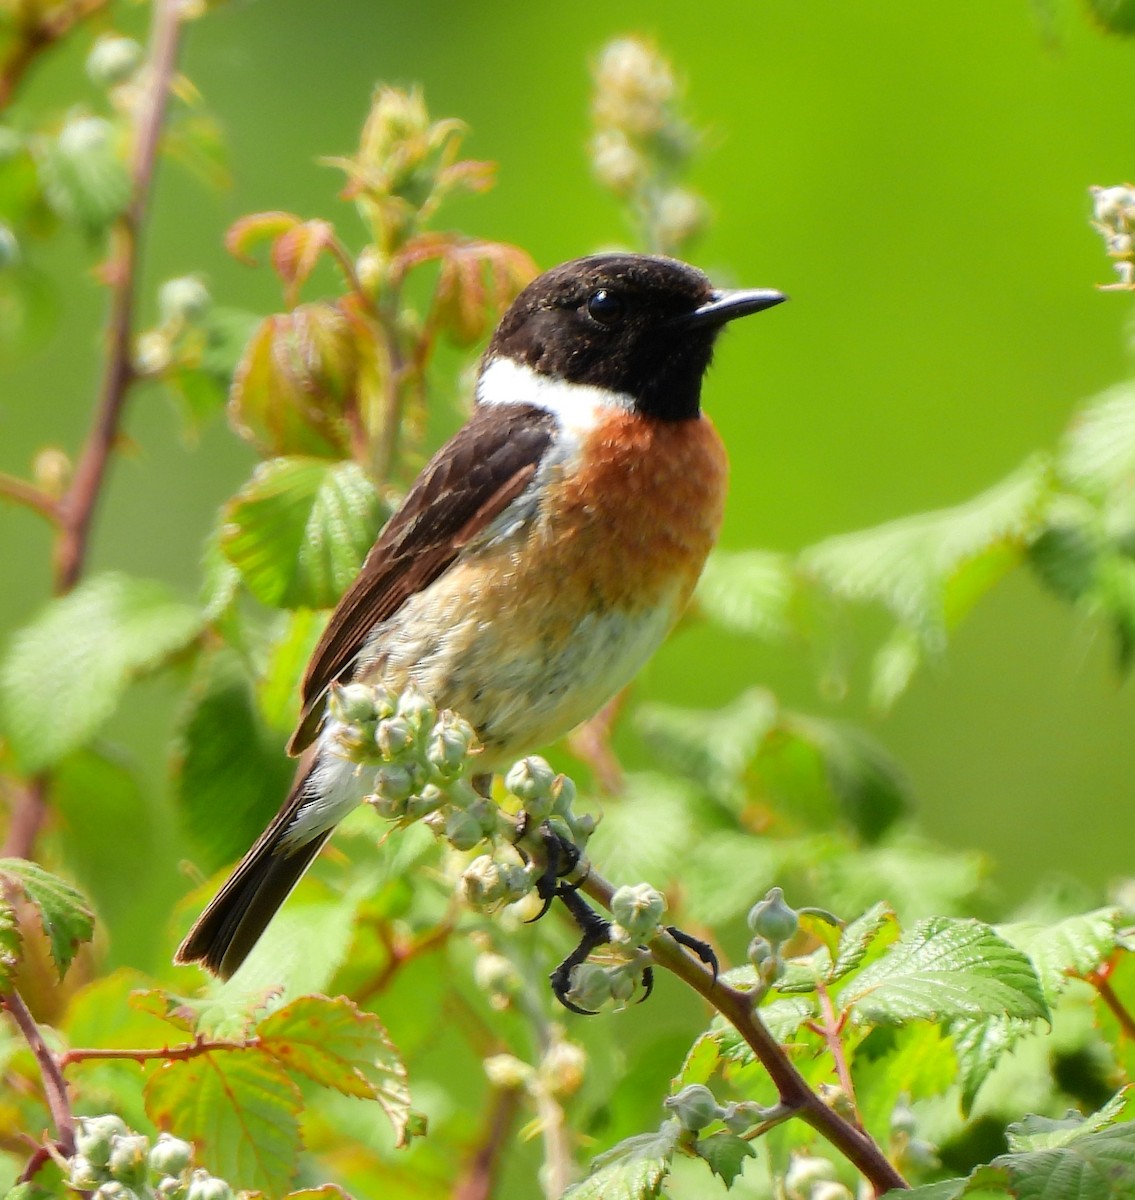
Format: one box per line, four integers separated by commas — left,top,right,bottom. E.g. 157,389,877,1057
176,253,786,979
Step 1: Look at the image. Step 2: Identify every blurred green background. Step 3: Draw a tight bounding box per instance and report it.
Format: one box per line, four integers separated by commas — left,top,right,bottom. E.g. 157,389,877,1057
3,0,1135,928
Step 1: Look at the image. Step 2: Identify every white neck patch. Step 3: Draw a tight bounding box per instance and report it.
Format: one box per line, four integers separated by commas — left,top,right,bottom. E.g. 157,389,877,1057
476,357,634,439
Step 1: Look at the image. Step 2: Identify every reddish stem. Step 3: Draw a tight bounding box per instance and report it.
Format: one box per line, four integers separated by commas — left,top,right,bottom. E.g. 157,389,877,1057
2,988,75,1161
1089,961,1135,1040
0,473,60,525
60,1034,258,1069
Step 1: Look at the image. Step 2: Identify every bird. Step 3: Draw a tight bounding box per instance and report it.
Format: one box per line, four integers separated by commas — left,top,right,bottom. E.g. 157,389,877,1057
175,252,786,982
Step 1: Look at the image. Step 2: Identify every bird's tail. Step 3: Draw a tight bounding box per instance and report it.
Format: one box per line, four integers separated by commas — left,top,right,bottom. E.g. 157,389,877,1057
175,751,329,980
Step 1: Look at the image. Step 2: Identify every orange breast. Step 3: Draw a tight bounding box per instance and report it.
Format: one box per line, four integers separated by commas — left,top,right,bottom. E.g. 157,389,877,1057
544,408,729,613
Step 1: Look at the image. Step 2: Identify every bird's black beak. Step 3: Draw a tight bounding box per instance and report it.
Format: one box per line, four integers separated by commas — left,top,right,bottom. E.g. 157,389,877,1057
671,288,788,330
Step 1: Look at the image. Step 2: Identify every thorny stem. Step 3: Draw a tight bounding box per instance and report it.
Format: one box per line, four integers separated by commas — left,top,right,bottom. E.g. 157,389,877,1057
54,0,185,592
1089,959,1135,1040
1,988,75,1163
814,983,860,1124
0,0,111,111
61,1033,258,1069
5,0,187,862
575,869,909,1196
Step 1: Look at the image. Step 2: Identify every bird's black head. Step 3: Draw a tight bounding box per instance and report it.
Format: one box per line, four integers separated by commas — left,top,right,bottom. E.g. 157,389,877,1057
485,253,786,421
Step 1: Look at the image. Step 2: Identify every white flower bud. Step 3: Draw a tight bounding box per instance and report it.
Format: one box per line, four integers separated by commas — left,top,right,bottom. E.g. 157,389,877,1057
134,330,171,376
375,714,415,759
396,683,437,730
473,949,520,997
148,1132,194,1179
158,275,211,325
664,1083,720,1132
86,36,144,88
460,854,508,907
504,756,556,806
566,962,612,1011
69,1154,102,1190
185,1170,235,1200
107,1133,150,1187
610,883,666,939
540,1037,586,1097
328,682,377,724
483,1053,533,1089
77,1115,129,1168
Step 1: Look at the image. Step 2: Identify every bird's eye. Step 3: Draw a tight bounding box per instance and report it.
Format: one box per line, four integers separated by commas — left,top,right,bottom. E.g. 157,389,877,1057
585,288,624,326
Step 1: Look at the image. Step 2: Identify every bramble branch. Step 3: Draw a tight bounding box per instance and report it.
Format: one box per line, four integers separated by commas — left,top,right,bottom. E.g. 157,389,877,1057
60,1033,258,1069
576,869,909,1196
1,987,75,1166
0,473,60,525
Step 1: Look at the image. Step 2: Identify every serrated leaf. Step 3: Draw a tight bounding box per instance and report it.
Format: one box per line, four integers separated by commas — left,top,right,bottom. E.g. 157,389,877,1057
695,1131,755,1185
563,1121,681,1199
0,572,201,772
0,899,20,989
842,918,1049,1026
804,459,1046,631
759,994,818,1041
129,987,201,1034
990,1120,1135,1199
695,549,796,640
145,1051,302,1194
1006,1089,1135,1153
226,210,303,264
257,994,419,1146
1061,384,1135,500
0,858,93,978
171,648,294,872
998,909,1122,1002
635,689,778,805
951,1015,1032,1114
831,902,898,981
220,457,384,609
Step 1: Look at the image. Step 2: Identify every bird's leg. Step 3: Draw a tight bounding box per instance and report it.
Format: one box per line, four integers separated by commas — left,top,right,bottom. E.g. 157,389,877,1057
665,925,719,980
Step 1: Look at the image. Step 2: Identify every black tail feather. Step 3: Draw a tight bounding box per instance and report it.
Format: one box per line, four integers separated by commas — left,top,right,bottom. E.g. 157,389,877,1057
175,752,328,980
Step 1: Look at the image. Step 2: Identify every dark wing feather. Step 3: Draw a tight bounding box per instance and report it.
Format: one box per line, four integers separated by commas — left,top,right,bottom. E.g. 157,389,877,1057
287,402,556,754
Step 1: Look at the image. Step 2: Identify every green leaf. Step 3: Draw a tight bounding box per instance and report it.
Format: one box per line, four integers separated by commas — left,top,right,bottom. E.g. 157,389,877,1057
37,116,130,235
785,714,911,841
759,995,818,1041
951,1015,1031,1114
842,918,1049,1026
564,1121,681,1199
1061,383,1135,501
1006,1089,1135,1152
680,829,790,927
220,457,385,609
991,1121,1135,1199
694,1131,755,1185
0,858,93,978
635,689,778,805
585,772,697,886
145,1050,302,1195
830,902,898,981
171,648,295,873
998,909,1122,1003
0,899,20,990
257,994,420,1146
694,550,796,640
0,572,201,773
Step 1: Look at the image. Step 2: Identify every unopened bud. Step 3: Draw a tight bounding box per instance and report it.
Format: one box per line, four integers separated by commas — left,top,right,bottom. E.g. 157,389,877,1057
86,35,143,87
77,1115,129,1168
134,330,171,376
540,1037,586,1096
405,783,445,820
784,1154,838,1200
811,1184,853,1200
1092,185,1135,226
720,1100,764,1135
665,1083,720,1133
59,114,113,157
505,756,556,806
747,887,799,945
148,1132,193,1179
426,721,473,778
93,1184,138,1200
329,682,377,724
611,883,666,939
473,949,520,998
69,1154,102,1190
107,1133,149,1187
32,446,71,498
566,962,612,1011
375,715,415,759
483,1053,532,1089
467,796,502,836
185,1170,235,1200
608,966,637,1003
158,275,211,325
396,683,436,731
591,130,644,194
373,762,415,804
445,809,483,852
551,773,577,814
461,855,508,907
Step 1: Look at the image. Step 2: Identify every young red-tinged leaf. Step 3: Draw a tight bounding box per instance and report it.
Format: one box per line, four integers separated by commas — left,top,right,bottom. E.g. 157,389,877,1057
998,909,1124,1003
226,210,302,264
0,572,202,773
0,897,21,990
271,219,338,307
220,457,384,610
563,1121,681,1199
841,918,1049,1027
0,858,93,978
128,987,201,1034
145,1051,302,1194
257,994,420,1147
228,305,359,459
694,1132,756,1187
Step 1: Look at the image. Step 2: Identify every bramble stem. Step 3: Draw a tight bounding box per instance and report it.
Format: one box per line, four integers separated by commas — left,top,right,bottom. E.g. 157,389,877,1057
1089,960,1135,1041
0,473,60,525
576,869,909,1196
1,987,75,1162
60,1034,257,1069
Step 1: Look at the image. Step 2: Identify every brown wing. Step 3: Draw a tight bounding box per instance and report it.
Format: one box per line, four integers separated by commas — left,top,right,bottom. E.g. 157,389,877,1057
287,402,557,754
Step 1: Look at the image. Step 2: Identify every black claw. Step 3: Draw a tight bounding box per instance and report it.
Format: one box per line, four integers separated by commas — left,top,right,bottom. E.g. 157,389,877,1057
637,964,655,1004
666,925,719,980
549,891,613,1013
520,820,585,924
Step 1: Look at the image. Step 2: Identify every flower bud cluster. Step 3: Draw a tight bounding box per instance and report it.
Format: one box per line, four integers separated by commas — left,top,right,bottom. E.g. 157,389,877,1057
589,36,707,254
326,683,596,916
1091,184,1135,289
69,1118,233,1199
663,1084,774,1136
746,887,800,988
562,886,663,1012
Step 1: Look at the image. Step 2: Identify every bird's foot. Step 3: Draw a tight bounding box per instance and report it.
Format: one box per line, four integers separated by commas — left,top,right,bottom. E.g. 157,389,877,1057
665,924,719,980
